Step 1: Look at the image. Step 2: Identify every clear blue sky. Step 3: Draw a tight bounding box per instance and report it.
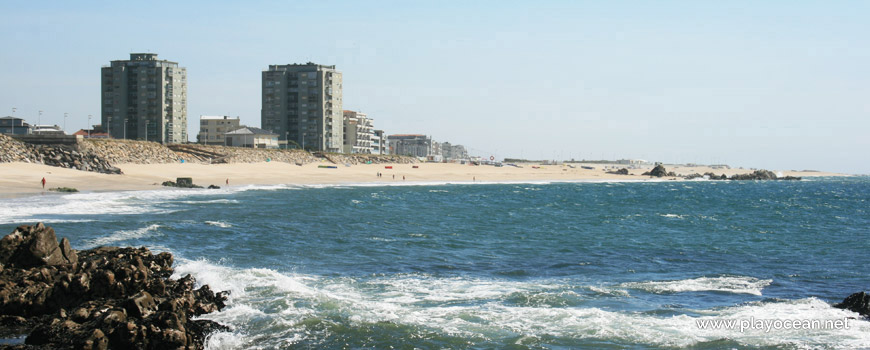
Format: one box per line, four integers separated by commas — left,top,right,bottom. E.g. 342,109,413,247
1,1,868,173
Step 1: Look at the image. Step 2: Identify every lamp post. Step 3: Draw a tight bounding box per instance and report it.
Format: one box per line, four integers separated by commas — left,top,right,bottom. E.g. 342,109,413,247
87,115,92,138
11,107,16,135
144,120,148,142
302,132,306,151
63,112,68,134
285,131,289,149
123,118,128,139
38,110,42,126
108,116,112,138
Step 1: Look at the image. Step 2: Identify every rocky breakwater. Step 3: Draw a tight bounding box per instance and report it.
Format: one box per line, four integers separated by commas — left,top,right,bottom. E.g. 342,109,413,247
324,153,420,165
0,135,121,175
0,135,40,163
0,223,228,349
172,144,317,165
79,139,179,164
684,169,801,181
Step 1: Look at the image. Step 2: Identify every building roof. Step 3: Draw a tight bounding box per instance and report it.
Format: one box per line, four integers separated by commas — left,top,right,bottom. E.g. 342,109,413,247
0,116,24,120
200,115,239,120
388,134,427,138
225,127,277,136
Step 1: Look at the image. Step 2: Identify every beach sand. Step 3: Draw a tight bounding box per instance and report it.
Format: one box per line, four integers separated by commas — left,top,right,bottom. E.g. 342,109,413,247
0,161,847,198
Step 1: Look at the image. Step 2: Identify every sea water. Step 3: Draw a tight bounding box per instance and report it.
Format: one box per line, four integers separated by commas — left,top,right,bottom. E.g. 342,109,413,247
1,177,868,349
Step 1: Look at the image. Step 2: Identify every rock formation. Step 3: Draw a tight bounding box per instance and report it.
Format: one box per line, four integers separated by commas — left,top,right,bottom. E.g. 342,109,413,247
835,291,870,318
642,164,676,177
0,224,228,349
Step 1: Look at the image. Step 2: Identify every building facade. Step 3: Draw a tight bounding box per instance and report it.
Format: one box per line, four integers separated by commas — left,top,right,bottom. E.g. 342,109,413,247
0,117,29,135
342,110,374,154
387,134,433,157
441,142,469,160
224,127,279,149
261,63,343,152
101,53,188,143
197,116,240,145
372,129,387,155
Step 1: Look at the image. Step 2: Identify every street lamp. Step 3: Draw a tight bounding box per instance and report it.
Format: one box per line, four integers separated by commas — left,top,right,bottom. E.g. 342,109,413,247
302,132,306,150
11,107,16,135
108,116,112,138
123,118,128,139
87,115,92,138
63,112,68,134
38,110,42,126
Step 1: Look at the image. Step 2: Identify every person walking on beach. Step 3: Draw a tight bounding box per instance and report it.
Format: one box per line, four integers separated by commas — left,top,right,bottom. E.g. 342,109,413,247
41,177,46,189
226,178,229,186
403,175,405,181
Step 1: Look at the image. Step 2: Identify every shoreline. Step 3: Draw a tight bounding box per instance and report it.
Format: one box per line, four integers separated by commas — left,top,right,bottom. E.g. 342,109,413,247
0,161,852,199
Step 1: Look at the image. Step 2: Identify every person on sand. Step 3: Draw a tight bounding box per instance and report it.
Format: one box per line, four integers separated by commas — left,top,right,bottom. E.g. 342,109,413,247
392,174,395,180
403,176,405,181
226,178,229,186
41,177,46,189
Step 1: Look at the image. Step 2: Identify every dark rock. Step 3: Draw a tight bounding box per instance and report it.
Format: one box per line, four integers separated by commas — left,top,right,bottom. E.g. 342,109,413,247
207,185,220,189
834,291,870,317
0,223,228,349
607,168,630,175
642,164,672,177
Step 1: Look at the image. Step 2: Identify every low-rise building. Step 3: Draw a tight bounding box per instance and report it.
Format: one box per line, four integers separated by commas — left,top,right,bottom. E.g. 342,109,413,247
30,125,65,135
0,117,30,135
342,111,374,154
198,116,241,145
441,142,469,160
224,127,279,148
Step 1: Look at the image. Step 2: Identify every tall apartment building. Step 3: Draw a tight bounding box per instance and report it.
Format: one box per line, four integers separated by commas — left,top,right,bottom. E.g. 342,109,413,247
197,115,240,145
101,53,187,143
342,110,374,154
261,63,343,152
372,129,387,155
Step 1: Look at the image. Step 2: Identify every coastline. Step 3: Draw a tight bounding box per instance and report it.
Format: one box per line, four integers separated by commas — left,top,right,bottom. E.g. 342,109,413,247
0,161,850,199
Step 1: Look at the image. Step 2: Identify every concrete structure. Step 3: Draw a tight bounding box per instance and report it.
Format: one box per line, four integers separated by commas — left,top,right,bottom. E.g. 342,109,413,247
387,134,433,157
197,116,241,145
371,129,387,155
30,125,64,135
261,63,343,152
101,53,188,143
225,126,279,148
0,117,30,135
342,110,374,154
441,142,469,160
72,129,110,139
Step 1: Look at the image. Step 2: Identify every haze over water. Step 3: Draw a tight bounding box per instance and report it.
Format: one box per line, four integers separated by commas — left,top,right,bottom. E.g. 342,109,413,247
1,177,868,349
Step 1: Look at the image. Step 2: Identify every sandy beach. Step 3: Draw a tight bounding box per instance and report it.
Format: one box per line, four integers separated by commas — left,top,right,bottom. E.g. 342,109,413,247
0,161,847,198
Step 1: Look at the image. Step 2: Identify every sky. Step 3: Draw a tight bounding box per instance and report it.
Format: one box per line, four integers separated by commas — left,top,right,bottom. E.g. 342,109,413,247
1,1,868,173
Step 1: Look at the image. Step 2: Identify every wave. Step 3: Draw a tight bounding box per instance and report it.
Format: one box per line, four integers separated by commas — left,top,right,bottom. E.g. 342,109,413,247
172,260,869,349
618,275,773,296
205,221,233,228
86,224,162,248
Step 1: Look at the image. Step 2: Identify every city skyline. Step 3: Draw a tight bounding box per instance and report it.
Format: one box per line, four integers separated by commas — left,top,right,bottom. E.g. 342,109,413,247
1,1,867,173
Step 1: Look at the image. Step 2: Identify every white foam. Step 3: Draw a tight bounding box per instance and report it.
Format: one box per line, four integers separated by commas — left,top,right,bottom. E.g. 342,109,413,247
619,276,773,296
85,224,162,248
205,221,233,228
660,214,686,219
175,259,869,349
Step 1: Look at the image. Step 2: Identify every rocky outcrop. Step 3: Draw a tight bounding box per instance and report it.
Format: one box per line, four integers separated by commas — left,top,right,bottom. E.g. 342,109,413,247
834,291,870,318
0,135,40,163
642,164,677,177
31,145,122,174
607,168,630,175
693,170,801,181
0,224,228,349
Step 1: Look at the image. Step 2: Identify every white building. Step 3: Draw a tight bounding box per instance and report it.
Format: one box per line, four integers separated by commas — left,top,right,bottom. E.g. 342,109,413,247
224,127,279,148
342,110,374,154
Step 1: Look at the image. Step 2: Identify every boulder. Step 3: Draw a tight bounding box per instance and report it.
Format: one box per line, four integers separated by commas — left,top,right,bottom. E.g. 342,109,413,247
0,224,228,349
834,291,870,317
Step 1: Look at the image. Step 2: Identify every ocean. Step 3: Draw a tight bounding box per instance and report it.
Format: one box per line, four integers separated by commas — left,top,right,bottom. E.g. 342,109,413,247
1,177,868,349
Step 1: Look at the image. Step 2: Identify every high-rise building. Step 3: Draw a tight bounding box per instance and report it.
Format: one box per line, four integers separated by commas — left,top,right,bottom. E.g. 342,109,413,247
372,129,387,155
342,110,374,154
101,53,188,143
261,63,343,152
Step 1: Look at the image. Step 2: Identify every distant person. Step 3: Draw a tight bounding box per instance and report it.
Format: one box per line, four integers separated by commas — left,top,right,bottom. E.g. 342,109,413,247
403,176,405,181
41,177,46,189
226,178,229,186
392,174,395,180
